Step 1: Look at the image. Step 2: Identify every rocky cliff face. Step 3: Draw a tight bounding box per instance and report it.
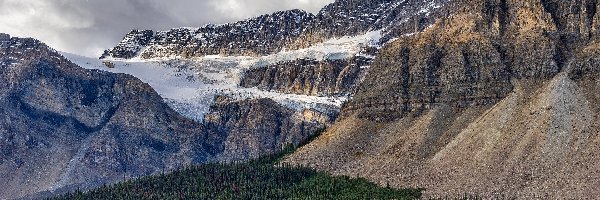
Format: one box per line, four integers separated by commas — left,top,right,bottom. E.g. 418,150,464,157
0,35,210,199
286,0,600,199
203,96,332,162
239,56,372,96
100,30,154,59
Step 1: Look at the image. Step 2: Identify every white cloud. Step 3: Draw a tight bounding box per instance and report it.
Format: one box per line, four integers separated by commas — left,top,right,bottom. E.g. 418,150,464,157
0,0,334,57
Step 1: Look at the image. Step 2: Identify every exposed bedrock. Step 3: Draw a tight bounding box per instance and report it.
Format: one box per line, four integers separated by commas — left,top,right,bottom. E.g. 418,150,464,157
203,96,334,162
240,56,371,96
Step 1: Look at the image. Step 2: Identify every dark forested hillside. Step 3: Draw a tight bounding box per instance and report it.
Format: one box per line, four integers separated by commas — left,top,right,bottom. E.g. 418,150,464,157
52,146,422,200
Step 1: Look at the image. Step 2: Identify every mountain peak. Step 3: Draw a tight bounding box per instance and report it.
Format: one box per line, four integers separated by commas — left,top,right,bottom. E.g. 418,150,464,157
272,8,311,16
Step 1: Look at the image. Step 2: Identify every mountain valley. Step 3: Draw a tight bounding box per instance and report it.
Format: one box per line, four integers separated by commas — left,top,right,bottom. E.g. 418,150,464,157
3,0,600,199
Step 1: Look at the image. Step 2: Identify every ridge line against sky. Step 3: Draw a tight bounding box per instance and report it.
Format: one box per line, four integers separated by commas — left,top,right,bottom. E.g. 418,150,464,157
0,0,334,57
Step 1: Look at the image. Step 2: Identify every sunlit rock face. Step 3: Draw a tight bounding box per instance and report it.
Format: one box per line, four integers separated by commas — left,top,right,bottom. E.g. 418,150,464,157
286,0,600,199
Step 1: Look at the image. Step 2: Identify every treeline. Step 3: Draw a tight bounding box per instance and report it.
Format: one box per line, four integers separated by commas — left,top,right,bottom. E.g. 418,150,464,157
51,145,422,200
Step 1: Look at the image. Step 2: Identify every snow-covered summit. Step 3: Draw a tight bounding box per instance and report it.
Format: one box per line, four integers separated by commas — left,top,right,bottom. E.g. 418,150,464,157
101,9,315,59
103,0,449,60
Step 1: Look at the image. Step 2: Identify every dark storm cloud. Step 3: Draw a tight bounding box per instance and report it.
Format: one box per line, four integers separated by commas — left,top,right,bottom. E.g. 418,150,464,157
0,0,333,57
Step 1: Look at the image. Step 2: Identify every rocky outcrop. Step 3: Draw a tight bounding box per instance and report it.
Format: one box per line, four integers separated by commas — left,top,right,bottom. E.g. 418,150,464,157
203,96,332,162
347,33,515,121
286,0,600,199
239,56,371,96
0,36,210,199
100,30,154,59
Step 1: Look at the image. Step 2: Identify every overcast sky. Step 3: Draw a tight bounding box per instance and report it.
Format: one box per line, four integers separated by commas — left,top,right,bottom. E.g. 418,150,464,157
0,0,333,57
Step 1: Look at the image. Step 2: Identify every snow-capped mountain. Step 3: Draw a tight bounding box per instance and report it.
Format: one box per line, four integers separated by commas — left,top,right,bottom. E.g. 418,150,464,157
101,9,316,59
0,34,210,199
92,0,450,124
66,30,383,122
312,0,447,39
101,0,449,60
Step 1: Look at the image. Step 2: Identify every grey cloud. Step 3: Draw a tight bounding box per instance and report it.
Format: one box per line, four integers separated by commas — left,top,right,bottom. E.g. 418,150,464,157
0,0,333,57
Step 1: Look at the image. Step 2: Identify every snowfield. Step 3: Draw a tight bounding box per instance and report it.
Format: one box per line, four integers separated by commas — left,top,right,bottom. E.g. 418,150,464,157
63,31,381,121
62,30,381,122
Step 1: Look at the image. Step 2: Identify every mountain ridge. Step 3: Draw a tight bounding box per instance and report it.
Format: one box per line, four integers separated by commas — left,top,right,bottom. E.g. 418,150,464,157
101,0,448,60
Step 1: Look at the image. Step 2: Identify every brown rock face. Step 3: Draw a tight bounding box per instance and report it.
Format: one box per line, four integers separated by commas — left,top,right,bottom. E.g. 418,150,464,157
286,0,600,198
